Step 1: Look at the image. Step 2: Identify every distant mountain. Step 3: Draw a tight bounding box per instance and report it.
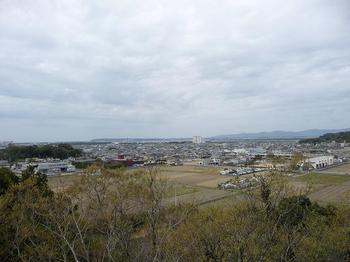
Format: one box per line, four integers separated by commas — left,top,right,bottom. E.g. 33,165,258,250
90,128,350,143
90,138,191,143
210,128,350,140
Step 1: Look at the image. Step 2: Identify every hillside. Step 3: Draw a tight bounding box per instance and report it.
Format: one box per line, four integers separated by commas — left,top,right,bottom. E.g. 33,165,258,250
299,131,350,144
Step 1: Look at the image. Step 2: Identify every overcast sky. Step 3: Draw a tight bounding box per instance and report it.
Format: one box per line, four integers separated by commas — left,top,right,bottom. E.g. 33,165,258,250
1,0,350,142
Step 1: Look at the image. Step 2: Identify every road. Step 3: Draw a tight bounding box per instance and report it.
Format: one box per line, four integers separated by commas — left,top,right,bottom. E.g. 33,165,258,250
167,188,236,206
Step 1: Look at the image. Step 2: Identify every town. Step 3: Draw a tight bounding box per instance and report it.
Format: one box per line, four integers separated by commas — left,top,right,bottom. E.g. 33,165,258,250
1,135,349,178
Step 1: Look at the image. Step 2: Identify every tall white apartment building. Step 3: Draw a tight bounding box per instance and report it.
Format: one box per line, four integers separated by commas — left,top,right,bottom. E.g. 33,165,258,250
192,136,204,144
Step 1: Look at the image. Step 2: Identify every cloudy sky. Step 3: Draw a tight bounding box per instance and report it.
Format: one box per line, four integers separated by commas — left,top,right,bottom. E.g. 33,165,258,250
1,0,350,142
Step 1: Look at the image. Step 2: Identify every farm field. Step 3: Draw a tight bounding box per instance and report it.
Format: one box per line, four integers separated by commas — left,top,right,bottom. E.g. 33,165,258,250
159,165,237,205
46,165,350,206
158,165,230,188
158,165,260,205
318,163,350,175
47,165,238,205
308,181,350,204
290,173,350,204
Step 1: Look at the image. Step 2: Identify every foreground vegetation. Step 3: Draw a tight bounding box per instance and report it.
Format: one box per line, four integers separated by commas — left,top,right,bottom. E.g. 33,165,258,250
0,167,350,261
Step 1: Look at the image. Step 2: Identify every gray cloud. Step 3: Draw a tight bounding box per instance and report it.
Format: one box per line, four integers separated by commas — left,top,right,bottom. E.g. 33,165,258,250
0,0,350,141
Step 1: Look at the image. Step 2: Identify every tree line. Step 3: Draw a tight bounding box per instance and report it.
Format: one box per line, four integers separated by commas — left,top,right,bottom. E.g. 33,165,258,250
0,144,83,162
0,166,349,261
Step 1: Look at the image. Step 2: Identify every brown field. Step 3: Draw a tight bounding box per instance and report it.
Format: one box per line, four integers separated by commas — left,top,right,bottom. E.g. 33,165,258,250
318,163,350,175
159,165,242,188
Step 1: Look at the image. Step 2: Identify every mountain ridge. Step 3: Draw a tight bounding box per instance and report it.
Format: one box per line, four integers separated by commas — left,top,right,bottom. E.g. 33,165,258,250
210,128,350,140
90,128,350,142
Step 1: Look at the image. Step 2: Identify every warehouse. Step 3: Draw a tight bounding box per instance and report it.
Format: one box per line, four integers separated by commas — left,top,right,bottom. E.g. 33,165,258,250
307,155,334,169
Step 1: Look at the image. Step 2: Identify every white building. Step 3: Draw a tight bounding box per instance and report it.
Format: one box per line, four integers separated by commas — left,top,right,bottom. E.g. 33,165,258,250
192,136,204,144
306,155,334,169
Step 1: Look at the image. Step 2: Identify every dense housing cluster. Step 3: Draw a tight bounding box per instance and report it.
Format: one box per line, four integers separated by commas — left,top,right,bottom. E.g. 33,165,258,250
0,138,349,176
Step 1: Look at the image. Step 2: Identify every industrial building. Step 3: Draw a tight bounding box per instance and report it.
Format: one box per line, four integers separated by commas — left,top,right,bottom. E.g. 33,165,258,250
36,161,76,175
